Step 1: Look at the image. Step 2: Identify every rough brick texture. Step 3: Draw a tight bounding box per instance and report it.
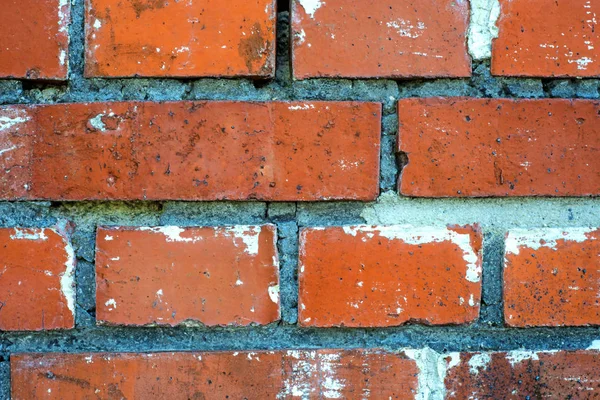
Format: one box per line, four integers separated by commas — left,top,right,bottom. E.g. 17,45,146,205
96,225,280,327
398,98,600,197
11,350,419,399
298,225,483,327
446,350,600,398
0,101,380,201
85,0,276,78
0,227,75,331
493,0,600,77
0,0,70,79
504,227,600,327
292,0,471,79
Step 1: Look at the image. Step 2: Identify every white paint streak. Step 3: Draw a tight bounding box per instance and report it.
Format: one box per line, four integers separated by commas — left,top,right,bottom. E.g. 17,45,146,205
288,103,315,110
57,223,76,319
0,112,31,132
468,353,491,375
223,226,262,256
105,299,117,309
387,19,426,38
506,350,540,366
139,226,203,243
10,228,48,241
297,0,323,18
268,285,279,304
0,145,18,156
468,0,501,60
93,19,102,29
404,348,456,400
587,340,600,350
505,227,596,256
342,225,482,283
89,114,107,132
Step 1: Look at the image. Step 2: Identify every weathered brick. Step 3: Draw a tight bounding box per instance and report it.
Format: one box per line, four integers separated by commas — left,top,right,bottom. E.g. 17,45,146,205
11,349,419,399
0,226,75,331
398,98,600,197
298,225,482,327
0,101,381,201
0,0,70,79
96,225,279,327
292,0,471,79
85,0,276,78
446,350,600,398
504,227,600,327
492,0,600,77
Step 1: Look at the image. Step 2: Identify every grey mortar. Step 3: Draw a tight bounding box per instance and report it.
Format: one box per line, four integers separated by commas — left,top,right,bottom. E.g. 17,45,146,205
1,1,600,396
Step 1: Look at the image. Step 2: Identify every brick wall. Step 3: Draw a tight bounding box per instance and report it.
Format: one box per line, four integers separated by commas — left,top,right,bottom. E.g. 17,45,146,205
0,0,599,398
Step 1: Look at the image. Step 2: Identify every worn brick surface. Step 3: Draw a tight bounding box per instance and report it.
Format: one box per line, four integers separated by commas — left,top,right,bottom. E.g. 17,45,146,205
11,349,419,399
298,225,482,327
0,101,380,201
96,225,280,326
504,227,600,327
0,0,70,79
492,0,600,77
292,0,471,79
446,350,600,398
398,98,600,197
85,0,276,78
0,227,75,331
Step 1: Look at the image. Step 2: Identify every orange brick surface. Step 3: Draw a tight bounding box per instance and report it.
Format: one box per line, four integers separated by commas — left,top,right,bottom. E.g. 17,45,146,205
398,98,600,197
0,227,75,331
492,0,600,77
0,0,70,79
11,350,419,399
85,0,276,78
292,0,471,79
96,225,280,326
504,227,600,327
298,225,483,327
0,101,380,201
446,351,600,398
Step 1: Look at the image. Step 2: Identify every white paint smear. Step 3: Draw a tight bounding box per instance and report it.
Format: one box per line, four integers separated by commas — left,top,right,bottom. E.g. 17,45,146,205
10,228,48,241
505,227,596,256
341,225,482,283
468,353,491,375
297,0,323,18
0,111,31,132
223,226,262,256
468,0,501,60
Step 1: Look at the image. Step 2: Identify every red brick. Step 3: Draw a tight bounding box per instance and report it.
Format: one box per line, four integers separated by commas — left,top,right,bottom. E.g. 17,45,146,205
85,0,276,78
292,0,471,79
504,227,600,327
398,98,600,197
446,350,600,399
0,0,70,80
0,101,380,201
0,226,75,331
11,349,419,399
492,0,600,77
96,225,280,327
298,225,482,327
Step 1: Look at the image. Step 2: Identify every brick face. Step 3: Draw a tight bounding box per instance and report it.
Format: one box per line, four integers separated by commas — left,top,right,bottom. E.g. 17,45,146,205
398,98,600,197
85,0,276,78
504,227,600,327
0,227,75,331
0,101,380,201
11,350,419,399
292,0,471,79
446,351,600,398
298,225,482,327
0,0,70,79
95,225,280,327
492,0,600,77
